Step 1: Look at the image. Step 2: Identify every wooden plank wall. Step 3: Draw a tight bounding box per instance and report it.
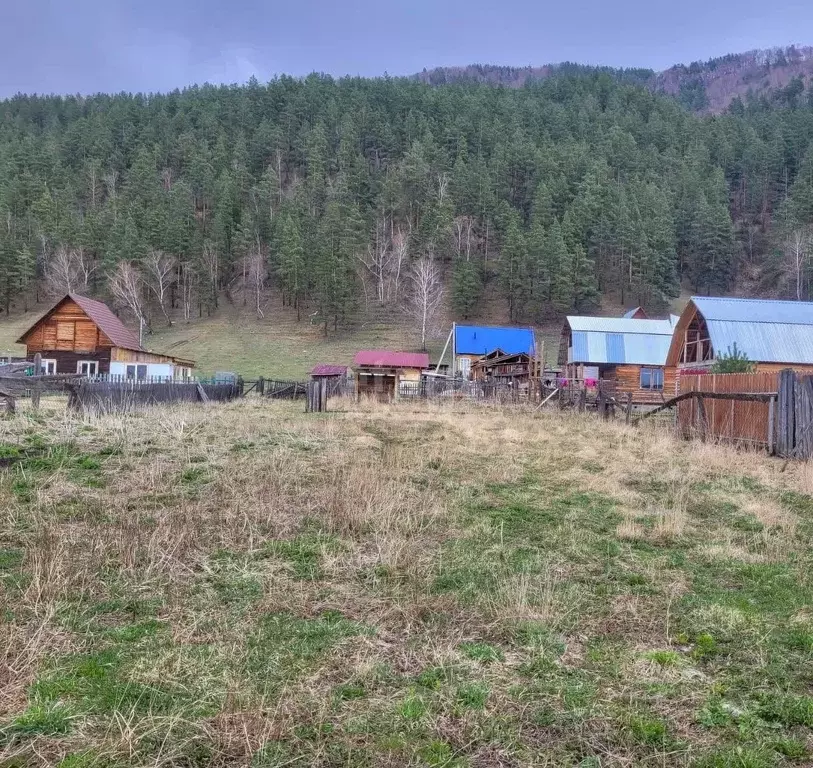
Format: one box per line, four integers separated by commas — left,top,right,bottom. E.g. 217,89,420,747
678,372,779,445
24,298,111,354
614,365,678,404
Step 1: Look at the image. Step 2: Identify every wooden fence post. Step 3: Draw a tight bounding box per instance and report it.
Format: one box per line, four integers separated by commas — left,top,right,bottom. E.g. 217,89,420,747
625,392,633,425
768,395,775,456
777,368,796,457
257,376,265,396
696,395,708,442
578,388,586,413
31,353,42,411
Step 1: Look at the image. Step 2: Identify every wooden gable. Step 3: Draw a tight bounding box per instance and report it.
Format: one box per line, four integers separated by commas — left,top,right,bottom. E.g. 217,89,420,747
20,296,115,355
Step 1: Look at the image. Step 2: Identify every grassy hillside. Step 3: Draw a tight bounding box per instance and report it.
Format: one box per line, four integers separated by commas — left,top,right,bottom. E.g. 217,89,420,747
0,293,566,378
2,398,813,765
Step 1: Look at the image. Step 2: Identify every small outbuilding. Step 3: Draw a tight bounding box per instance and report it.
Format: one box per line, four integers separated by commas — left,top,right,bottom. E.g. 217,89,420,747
353,350,430,400
667,296,813,374
310,364,349,380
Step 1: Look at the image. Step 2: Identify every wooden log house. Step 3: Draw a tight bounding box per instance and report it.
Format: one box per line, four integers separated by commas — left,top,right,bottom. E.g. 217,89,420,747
452,325,536,378
559,314,678,404
666,296,813,375
471,350,532,386
17,294,195,379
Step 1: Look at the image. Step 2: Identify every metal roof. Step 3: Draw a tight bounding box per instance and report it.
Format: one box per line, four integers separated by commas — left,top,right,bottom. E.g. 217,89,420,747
566,317,674,335
622,306,647,319
692,296,813,325
353,350,430,369
690,297,813,364
311,364,348,377
454,325,535,356
17,293,144,351
567,315,675,366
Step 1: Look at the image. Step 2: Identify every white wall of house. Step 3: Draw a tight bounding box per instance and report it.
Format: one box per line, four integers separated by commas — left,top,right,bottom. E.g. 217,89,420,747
109,362,174,379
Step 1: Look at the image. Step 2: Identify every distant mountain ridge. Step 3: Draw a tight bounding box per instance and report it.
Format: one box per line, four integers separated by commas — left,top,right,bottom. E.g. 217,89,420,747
416,45,813,113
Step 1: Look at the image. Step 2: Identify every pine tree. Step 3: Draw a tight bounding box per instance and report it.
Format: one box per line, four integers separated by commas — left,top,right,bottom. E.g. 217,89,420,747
499,211,528,321
275,213,305,319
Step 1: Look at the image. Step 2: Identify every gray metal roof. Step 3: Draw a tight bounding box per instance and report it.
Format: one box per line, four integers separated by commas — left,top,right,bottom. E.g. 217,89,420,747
692,296,813,325
567,316,675,366
691,297,813,364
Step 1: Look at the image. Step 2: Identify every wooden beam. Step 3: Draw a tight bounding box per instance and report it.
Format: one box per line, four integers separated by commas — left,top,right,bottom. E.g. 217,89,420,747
635,390,778,422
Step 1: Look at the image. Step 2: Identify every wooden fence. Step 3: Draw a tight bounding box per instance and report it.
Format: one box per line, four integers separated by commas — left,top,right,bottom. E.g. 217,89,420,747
66,379,243,413
678,372,779,446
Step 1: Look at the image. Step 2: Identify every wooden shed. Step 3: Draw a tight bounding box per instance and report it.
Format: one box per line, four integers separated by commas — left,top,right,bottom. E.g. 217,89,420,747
17,294,194,379
353,350,429,400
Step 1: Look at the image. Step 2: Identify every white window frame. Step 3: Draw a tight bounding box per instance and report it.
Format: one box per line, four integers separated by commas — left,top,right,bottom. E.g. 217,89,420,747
41,359,57,375
125,364,148,381
77,360,99,377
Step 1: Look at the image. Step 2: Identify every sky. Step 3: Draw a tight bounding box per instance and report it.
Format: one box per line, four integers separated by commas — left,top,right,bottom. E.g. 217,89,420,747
1,0,811,97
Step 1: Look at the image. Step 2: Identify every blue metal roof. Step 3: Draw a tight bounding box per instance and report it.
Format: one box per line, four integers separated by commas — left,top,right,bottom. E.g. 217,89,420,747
567,316,675,366
454,325,535,356
691,297,813,364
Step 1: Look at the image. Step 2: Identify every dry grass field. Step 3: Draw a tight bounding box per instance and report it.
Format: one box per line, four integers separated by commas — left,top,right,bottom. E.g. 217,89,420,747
1,398,813,767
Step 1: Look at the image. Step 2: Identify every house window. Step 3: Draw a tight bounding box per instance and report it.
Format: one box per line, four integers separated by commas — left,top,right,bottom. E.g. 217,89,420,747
77,361,99,377
125,364,148,381
41,359,57,375
640,368,664,390
457,358,471,378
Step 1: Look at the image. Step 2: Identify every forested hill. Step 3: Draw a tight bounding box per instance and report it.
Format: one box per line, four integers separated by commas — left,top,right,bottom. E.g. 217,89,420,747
418,46,813,113
1,71,813,336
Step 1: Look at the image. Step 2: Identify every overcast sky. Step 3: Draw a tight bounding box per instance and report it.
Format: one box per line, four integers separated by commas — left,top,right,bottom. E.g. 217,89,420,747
2,0,811,97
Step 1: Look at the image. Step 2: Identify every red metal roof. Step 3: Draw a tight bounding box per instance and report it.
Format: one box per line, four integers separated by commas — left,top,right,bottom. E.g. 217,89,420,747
18,293,143,351
311,364,348,377
353,350,430,369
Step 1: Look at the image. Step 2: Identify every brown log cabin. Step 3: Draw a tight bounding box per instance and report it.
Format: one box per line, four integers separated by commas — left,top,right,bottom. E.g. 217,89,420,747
666,296,813,375
17,294,194,379
559,314,679,404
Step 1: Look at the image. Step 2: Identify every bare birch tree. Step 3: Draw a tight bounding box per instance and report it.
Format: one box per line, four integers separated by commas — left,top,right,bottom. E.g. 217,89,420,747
357,217,392,306
391,227,408,300
406,256,444,351
142,249,177,325
109,261,147,335
43,246,95,297
179,261,197,322
785,227,812,300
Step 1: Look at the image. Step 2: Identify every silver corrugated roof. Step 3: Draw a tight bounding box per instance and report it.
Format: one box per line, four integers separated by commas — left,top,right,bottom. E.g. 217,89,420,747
567,315,675,365
566,316,675,335
690,297,813,364
692,296,813,325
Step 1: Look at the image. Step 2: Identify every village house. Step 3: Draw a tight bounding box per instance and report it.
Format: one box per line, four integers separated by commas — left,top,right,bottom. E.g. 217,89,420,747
471,350,532,386
559,314,678,403
353,350,429,400
17,294,194,380
452,324,536,378
666,296,813,374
